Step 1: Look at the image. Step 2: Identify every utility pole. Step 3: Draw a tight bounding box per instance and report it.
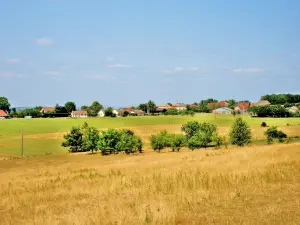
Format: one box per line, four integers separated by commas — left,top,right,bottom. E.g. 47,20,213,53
21,128,24,158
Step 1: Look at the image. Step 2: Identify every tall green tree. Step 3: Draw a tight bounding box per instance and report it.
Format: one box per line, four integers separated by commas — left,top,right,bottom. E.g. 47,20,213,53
0,96,11,112
229,118,252,146
181,121,201,139
89,101,103,116
138,103,147,112
147,100,156,113
62,126,83,152
104,107,115,117
55,104,67,113
65,101,76,113
82,127,100,153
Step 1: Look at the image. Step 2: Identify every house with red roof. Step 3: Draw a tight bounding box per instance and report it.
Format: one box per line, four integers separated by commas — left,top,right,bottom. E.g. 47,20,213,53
208,101,229,109
0,110,8,118
234,102,251,114
40,107,55,113
71,110,88,118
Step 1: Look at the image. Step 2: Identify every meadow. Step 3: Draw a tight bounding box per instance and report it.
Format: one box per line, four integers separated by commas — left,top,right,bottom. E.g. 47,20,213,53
1,114,300,224
0,113,300,157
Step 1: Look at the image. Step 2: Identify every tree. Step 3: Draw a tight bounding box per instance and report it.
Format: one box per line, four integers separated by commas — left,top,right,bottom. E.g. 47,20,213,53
229,118,252,146
116,130,143,154
181,121,201,139
81,105,89,111
55,104,67,113
62,126,83,152
82,126,100,153
89,101,103,116
150,130,170,152
123,111,130,117
147,100,156,113
227,99,237,109
65,101,76,113
138,104,147,113
18,108,41,118
98,129,121,154
264,126,287,144
104,107,114,117
0,96,11,113
169,134,186,151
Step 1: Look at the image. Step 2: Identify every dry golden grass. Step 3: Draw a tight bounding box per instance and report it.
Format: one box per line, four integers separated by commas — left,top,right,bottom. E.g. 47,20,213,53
1,143,300,225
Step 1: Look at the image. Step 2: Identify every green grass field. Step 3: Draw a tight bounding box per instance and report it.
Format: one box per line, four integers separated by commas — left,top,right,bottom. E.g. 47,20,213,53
0,114,300,157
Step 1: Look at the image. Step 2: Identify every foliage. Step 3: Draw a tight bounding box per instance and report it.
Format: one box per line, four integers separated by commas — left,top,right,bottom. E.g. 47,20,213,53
55,104,67,114
147,100,157,113
261,94,300,104
18,108,41,118
137,104,147,113
62,126,83,152
261,122,267,127
229,118,252,146
65,101,76,113
123,111,129,117
89,101,103,116
98,129,142,155
82,126,100,153
264,127,287,142
249,105,291,117
227,99,237,109
199,98,218,105
181,121,201,139
169,134,186,151
150,130,170,152
104,107,115,117
0,96,11,113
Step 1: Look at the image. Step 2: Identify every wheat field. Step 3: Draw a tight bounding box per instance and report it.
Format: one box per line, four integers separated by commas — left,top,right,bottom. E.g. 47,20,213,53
1,142,300,225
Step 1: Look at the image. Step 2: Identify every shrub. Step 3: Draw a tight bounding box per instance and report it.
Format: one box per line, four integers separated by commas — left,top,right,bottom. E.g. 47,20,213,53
82,126,100,153
181,121,201,139
229,118,252,146
98,129,121,155
264,126,287,144
169,134,186,151
261,122,267,127
150,130,170,152
62,126,84,152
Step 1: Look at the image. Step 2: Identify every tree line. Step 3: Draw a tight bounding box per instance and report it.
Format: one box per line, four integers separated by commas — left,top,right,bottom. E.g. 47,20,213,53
261,94,300,105
62,118,289,154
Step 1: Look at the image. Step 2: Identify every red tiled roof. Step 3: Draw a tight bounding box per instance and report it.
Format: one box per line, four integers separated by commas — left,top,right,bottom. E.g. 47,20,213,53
71,110,88,115
208,101,229,109
41,107,55,112
0,110,8,117
236,102,250,110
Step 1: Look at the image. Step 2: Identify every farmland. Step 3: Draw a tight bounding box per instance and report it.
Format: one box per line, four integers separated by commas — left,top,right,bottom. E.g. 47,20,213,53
0,114,300,156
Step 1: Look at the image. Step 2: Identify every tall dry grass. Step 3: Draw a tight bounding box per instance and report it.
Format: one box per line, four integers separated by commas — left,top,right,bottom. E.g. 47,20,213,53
0,143,300,224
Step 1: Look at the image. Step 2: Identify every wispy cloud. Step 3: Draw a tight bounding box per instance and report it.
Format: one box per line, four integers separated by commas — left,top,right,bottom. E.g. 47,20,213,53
85,74,116,80
232,68,267,73
160,66,202,74
105,56,115,62
6,58,20,63
44,70,61,75
36,37,54,45
108,64,131,68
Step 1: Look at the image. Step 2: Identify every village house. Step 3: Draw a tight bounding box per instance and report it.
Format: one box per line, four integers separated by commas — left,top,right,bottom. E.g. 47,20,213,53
40,107,55,113
234,102,251,114
288,106,299,113
255,100,271,106
212,107,233,114
208,101,229,109
71,110,88,118
157,104,173,110
172,103,186,111
98,109,105,117
0,110,8,119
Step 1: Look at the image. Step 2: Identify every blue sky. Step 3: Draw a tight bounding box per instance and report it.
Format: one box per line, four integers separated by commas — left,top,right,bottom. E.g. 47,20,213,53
1,0,299,107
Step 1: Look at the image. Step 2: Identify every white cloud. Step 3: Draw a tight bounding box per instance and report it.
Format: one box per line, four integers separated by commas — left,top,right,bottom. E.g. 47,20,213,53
85,74,116,80
189,67,201,71
44,70,61,75
232,68,267,73
105,57,115,62
108,64,131,68
174,67,184,71
6,58,20,63
36,37,54,45
0,71,14,78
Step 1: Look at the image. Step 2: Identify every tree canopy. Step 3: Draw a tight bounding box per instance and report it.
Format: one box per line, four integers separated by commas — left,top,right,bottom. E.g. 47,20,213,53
0,96,11,113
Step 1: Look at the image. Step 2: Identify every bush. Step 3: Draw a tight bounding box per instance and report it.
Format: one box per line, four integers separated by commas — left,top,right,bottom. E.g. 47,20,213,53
169,134,186,151
62,126,84,152
229,118,252,146
264,126,287,144
181,121,201,139
150,130,170,152
261,122,267,127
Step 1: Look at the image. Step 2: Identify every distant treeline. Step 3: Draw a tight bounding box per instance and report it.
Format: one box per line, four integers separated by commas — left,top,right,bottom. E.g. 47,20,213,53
261,94,300,105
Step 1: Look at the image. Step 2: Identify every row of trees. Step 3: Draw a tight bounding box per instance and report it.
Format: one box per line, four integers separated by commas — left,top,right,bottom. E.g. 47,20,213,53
249,105,300,117
62,122,143,154
261,94,300,105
